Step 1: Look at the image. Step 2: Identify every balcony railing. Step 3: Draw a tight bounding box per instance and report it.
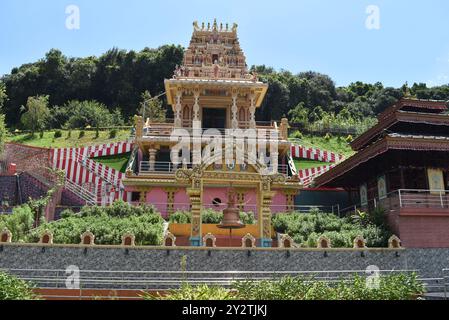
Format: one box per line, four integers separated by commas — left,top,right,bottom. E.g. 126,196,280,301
138,161,289,175
139,161,192,174
341,189,449,216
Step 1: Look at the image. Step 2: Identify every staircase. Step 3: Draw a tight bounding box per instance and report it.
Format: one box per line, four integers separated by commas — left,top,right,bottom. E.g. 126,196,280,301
72,150,120,189
64,178,98,206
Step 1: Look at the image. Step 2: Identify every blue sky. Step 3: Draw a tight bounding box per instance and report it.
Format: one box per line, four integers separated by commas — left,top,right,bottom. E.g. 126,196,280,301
1,0,449,87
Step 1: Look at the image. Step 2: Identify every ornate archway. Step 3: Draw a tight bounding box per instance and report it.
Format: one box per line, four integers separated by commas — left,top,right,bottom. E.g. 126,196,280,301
175,145,287,247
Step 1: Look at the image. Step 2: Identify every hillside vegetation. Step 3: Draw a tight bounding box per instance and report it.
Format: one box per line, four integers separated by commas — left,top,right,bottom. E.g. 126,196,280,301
6,129,131,148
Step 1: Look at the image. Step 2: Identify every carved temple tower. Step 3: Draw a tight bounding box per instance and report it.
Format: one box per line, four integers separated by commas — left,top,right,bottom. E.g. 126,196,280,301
123,20,302,247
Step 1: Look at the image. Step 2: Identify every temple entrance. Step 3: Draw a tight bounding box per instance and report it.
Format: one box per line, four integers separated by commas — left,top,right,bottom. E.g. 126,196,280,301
202,108,226,129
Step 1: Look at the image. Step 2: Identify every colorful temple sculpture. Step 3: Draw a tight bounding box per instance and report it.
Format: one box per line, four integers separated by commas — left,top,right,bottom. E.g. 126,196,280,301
315,98,449,248
123,20,302,247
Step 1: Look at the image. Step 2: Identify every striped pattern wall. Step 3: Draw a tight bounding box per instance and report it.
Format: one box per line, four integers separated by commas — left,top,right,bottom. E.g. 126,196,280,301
290,145,344,163
290,144,343,187
51,142,134,204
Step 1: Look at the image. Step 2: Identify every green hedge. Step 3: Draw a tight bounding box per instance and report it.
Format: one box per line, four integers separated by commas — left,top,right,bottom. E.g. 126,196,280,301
0,272,37,300
272,209,391,248
147,273,424,300
168,209,256,225
28,201,165,245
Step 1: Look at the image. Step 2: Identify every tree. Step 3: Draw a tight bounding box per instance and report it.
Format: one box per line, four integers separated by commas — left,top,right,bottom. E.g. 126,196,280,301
0,82,7,154
65,100,123,130
138,90,166,122
0,114,6,155
20,95,50,136
0,81,7,109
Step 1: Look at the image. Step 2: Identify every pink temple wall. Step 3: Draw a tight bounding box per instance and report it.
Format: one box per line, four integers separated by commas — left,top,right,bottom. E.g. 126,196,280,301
174,189,190,212
146,188,168,218
125,186,289,218
271,190,287,213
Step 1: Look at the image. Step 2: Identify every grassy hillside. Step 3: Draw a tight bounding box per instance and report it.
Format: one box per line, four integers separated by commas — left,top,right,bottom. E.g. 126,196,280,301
92,153,131,173
6,129,131,148
291,134,355,158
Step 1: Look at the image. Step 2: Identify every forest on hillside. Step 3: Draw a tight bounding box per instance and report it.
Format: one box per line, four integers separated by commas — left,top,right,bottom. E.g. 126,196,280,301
1,45,449,132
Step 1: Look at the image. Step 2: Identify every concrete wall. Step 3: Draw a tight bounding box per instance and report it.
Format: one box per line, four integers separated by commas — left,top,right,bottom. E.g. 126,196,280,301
0,244,447,279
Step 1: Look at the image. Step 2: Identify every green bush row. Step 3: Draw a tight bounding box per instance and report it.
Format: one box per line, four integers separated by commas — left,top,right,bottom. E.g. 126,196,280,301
28,201,165,245
168,209,256,225
272,209,391,248
0,272,37,300
148,273,424,300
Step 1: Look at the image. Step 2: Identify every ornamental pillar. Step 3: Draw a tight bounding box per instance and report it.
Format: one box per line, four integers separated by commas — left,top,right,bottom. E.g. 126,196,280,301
280,118,289,140
148,147,158,171
174,90,183,128
283,189,299,212
164,187,178,216
134,115,144,138
187,184,203,246
193,88,200,122
231,89,239,129
259,190,276,248
137,187,150,205
249,93,256,129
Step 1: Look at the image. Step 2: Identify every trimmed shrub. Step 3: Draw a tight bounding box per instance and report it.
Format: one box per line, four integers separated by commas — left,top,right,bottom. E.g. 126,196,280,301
53,130,62,139
27,201,165,245
272,210,391,248
169,211,191,224
147,273,424,300
0,272,37,300
109,129,118,139
78,130,85,139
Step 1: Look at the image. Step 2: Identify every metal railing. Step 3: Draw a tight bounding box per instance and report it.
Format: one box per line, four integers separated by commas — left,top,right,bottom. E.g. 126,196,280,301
1,268,419,291
341,189,449,216
142,126,283,139
64,178,98,206
138,161,289,175
139,161,191,174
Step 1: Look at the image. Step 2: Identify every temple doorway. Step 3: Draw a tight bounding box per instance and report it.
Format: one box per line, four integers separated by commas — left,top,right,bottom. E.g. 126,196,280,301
202,108,226,129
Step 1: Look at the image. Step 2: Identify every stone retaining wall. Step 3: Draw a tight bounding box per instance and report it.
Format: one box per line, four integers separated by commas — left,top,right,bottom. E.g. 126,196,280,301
0,244,447,279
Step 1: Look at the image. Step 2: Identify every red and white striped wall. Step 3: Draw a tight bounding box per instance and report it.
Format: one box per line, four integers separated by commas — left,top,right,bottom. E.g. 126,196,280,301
51,142,134,204
290,144,344,187
290,145,344,164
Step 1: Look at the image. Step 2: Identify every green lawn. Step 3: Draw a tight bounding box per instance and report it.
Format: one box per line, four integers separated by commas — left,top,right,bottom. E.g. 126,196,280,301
291,134,355,158
6,130,131,148
92,152,131,173
294,159,332,171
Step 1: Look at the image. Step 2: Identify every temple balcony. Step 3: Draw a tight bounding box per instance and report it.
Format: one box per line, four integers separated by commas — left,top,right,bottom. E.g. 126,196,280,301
137,160,289,176
136,118,290,143
342,189,449,215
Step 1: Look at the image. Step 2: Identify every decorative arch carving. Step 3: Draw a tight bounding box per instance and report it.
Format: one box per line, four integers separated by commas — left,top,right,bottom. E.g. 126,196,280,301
0,228,12,243
353,235,367,249
122,233,136,246
317,236,331,249
388,235,402,249
164,232,177,247
39,230,54,245
279,234,294,248
241,233,256,248
203,233,216,247
80,231,95,245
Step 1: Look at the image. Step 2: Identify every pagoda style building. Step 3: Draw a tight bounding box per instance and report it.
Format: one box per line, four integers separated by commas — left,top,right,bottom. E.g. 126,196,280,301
123,20,301,247
315,98,449,248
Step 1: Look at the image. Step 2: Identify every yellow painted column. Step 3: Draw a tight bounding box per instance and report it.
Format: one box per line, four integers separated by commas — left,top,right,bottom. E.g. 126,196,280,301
187,184,202,246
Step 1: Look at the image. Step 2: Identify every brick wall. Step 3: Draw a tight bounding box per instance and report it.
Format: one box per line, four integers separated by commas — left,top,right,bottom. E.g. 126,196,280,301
4,143,52,179
18,172,48,202
0,176,18,206
388,209,449,248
